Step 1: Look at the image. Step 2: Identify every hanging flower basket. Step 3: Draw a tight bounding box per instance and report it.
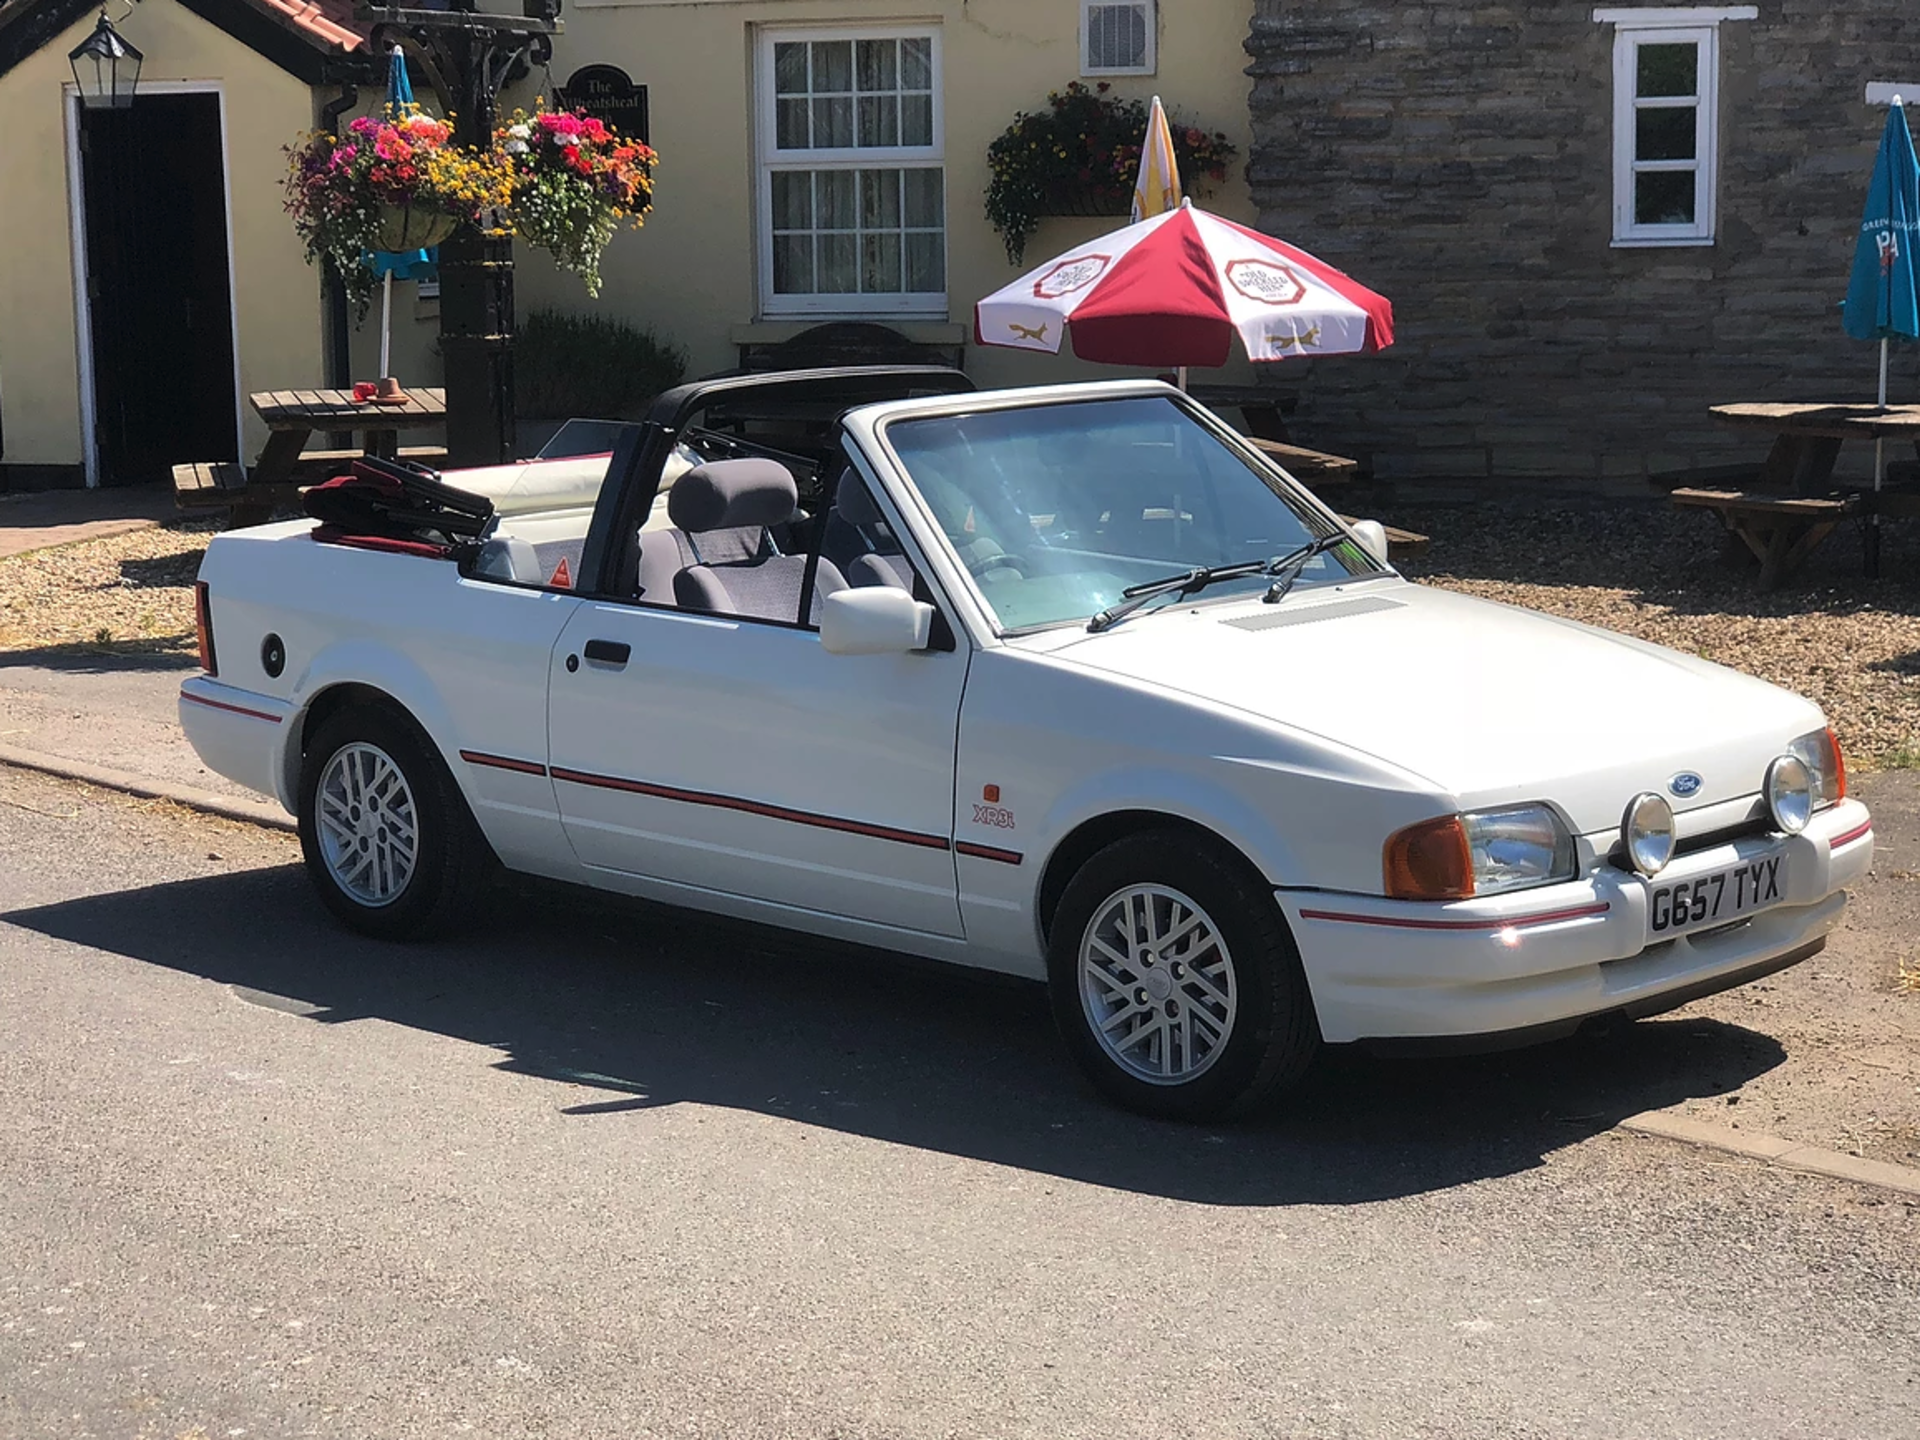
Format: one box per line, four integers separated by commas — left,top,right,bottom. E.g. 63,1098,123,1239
495,107,657,298
375,203,461,252
286,103,660,309
985,81,1238,264
1036,183,1132,219
284,106,512,315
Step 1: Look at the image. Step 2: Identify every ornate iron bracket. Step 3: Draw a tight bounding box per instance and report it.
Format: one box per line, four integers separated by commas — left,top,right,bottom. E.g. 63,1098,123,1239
356,3,559,144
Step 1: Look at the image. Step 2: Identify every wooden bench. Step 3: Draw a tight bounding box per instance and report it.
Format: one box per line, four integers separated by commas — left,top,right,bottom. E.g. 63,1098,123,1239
281,446,448,483
1670,487,1859,589
1337,515,1429,562
1647,461,1765,492
1246,436,1361,484
173,446,450,527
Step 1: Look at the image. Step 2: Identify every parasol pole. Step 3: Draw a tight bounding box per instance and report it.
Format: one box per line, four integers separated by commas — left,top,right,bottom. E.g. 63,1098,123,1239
1177,365,1189,392
1868,335,1888,579
379,268,394,383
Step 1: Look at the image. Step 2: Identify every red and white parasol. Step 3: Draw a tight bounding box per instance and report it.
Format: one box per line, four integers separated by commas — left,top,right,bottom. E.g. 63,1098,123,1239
974,200,1393,371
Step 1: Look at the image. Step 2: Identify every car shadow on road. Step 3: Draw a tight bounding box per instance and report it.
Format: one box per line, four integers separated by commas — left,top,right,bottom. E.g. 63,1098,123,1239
0,642,198,673
5,866,1790,1207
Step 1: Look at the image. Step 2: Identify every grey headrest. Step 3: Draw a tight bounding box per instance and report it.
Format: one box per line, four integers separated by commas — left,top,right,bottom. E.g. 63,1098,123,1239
834,470,887,528
667,459,797,533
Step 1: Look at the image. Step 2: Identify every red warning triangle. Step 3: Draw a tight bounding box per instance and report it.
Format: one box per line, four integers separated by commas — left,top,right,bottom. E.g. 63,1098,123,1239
549,555,573,589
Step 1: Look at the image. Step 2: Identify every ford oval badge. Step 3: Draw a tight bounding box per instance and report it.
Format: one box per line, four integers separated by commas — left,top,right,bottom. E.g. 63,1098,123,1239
1669,772,1704,799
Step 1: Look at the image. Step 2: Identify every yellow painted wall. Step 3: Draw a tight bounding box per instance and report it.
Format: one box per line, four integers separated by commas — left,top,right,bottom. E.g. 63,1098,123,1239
0,0,1258,471
500,0,1257,393
0,0,325,476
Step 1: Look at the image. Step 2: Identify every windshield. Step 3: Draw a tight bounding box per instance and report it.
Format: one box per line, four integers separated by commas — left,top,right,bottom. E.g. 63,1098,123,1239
882,395,1377,631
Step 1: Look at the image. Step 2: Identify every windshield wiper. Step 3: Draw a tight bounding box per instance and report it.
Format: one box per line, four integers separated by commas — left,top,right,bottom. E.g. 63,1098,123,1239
1087,561,1268,632
1085,532,1355,633
1261,533,1350,605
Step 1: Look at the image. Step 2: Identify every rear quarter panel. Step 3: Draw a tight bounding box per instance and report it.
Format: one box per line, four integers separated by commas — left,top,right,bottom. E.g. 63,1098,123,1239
195,522,580,871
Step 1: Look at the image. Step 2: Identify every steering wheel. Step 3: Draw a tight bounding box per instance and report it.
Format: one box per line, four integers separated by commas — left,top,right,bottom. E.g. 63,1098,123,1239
964,547,1026,579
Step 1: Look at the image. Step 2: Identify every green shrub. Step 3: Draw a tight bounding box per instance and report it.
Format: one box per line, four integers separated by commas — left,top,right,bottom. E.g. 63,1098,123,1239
514,308,687,419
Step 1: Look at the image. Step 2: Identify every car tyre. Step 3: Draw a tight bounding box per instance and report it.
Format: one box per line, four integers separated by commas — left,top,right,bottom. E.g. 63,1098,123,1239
297,702,490,940
1047,830,1320,1121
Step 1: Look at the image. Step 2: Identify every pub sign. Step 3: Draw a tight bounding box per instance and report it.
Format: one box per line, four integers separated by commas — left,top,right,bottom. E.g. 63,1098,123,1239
556,65,649,144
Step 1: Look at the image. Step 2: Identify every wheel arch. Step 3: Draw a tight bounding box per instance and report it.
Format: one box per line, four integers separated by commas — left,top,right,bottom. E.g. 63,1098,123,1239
1036,810,1273,949
280,678,450,812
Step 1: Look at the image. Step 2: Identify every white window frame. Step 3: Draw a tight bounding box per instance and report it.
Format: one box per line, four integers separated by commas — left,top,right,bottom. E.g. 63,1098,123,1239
1594,6,1755,248
754,24,946,319
1081,0,1156,78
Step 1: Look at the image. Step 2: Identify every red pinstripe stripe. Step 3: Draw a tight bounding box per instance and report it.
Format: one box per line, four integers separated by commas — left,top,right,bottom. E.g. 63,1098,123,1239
956,841,1024,866
460,750,549,777
1828,819,1873,850
179,690,282,725
549,766,951,851
1298,901,1611,932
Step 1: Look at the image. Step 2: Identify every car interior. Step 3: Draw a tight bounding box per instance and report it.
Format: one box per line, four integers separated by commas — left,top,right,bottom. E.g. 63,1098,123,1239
462,416,927,629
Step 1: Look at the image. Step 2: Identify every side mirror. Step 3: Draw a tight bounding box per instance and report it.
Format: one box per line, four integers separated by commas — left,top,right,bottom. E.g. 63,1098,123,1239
820,586,935,656
1349,519,1391,565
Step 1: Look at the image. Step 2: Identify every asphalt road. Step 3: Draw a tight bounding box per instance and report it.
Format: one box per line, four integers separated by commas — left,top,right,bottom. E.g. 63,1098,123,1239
1,766,1915,1440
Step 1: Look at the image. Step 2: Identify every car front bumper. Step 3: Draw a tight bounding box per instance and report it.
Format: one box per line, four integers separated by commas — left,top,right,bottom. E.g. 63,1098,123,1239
1280,798,1873,1045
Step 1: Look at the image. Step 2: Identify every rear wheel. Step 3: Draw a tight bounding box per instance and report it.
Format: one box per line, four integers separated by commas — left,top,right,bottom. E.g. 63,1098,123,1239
1047,831,1320,1120
297,703,488,940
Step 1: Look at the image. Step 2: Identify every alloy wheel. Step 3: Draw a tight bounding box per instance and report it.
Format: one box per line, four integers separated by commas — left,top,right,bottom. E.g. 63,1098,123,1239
314,741,420,907
1078,883,1239,1084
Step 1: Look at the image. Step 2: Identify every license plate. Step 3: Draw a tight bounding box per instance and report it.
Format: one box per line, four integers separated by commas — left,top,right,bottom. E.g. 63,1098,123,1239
1648,855,1787,937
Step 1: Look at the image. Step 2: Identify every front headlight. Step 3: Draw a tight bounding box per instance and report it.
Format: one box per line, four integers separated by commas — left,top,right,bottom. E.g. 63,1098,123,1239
1788,728,1846,812
1383,804,1576,900
1463,804,1577,896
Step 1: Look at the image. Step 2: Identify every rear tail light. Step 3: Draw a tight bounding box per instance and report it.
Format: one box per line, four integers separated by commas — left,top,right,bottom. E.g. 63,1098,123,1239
1384,815,1474,900
194,581,218,676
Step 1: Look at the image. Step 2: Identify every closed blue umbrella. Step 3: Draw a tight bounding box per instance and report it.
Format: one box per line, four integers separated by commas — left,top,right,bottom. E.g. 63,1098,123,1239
1842,97,1920,574
1844,97,1920,348
370,45,435,384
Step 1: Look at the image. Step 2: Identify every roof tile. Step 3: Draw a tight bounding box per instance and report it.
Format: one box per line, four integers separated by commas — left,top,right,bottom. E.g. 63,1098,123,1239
247,0,365,51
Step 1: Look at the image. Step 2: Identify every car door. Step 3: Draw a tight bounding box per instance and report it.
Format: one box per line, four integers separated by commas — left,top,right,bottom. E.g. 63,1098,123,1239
545,514,967,939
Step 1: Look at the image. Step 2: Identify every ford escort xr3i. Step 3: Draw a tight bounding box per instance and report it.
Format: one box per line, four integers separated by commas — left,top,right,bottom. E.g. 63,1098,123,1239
180,369,1874,1118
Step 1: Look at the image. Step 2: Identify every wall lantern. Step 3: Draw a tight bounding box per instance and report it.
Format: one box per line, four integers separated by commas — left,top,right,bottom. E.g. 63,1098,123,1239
69,3,143,110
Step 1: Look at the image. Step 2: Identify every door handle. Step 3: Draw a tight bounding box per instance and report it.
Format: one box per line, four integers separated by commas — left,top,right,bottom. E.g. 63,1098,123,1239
582,639,631,666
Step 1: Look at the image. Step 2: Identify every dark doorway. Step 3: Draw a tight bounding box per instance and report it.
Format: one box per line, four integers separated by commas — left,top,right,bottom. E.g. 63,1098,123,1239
79,92,238,486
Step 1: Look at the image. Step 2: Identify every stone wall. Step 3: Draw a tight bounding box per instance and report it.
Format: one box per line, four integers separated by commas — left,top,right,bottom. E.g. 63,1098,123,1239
1244,3,1920,481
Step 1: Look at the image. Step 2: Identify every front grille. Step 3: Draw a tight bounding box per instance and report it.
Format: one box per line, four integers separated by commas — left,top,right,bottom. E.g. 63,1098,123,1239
1674,815,1772,856
1605,814,1773,872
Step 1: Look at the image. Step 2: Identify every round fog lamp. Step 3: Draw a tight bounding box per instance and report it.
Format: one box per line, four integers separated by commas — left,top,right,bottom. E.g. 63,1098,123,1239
1622,791,1675,877
1765,753,1813,834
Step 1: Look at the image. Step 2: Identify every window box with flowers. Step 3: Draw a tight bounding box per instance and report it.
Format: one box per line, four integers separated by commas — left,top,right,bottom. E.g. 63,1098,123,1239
984,82,1236,264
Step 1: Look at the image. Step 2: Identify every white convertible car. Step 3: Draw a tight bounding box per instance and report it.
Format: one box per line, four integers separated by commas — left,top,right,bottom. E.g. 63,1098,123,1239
181,368,1874,1119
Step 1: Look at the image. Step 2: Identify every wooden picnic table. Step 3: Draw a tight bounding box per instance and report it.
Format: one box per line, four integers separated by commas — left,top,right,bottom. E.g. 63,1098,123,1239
250,387,448,475
175,388,449,527
1666,402,1920,587
1245,434,1360,485
1186,382,1298,442
1709,402,1920,496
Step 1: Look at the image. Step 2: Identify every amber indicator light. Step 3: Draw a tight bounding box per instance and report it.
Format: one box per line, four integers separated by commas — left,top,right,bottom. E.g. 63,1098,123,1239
1383,815,1474,900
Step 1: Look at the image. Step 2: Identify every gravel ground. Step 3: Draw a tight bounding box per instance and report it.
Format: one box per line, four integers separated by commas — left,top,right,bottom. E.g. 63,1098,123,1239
2,495,1917,765
0,517,215,661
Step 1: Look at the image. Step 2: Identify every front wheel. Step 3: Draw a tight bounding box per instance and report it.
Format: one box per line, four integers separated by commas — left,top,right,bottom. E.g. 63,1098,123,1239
1047,831,1320,1120
297,703,489,940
